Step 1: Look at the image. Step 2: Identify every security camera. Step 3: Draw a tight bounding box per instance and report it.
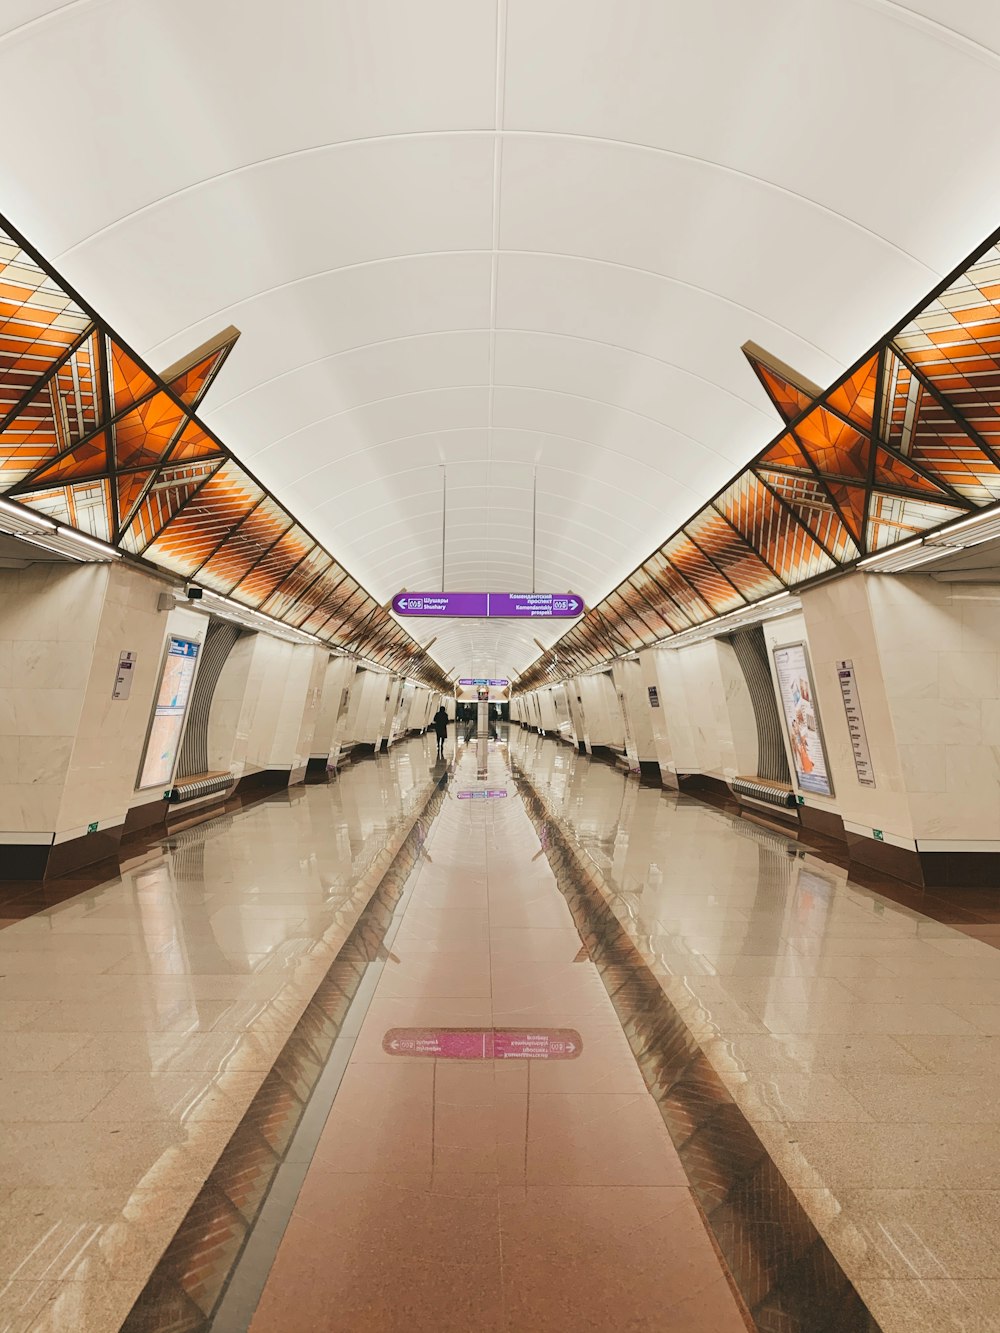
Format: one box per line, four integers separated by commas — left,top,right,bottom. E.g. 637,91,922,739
185,586,203,601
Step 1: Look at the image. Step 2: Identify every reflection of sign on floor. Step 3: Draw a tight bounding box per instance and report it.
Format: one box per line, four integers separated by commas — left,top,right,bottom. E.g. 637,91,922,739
382,1027,582,1059
456,789,508,800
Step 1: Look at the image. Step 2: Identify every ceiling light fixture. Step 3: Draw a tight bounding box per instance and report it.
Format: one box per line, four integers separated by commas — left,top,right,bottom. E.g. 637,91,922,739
54,527,121,559
0,497,56,530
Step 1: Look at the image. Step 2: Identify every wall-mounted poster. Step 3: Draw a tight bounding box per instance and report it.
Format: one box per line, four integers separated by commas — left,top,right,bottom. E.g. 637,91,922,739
137,636,201,790
771,642,833,797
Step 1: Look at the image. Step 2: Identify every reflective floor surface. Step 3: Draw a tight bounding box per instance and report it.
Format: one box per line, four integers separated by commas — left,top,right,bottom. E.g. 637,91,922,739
4,728,1000,1331
513,730,1000,1333
245,739,747,1333
0,740,441,1333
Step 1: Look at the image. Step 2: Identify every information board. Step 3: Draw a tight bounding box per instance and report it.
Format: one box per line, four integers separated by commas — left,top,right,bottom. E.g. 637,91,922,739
772,642,833,797
382,1027,581,1060
836,659,876,788
392,592,582,619
137,637,200,790
112,650,137,701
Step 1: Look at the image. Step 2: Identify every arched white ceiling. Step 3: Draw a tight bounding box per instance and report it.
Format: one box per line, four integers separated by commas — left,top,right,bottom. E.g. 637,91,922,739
3,0,1000,680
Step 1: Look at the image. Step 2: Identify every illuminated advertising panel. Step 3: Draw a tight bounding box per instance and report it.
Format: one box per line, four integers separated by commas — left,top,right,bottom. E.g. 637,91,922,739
137,636,201,790
771,642,833,797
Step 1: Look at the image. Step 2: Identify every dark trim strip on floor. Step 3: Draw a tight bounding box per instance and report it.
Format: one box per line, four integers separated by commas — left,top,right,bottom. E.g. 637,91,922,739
119,769,450,1333
512,759,883,1333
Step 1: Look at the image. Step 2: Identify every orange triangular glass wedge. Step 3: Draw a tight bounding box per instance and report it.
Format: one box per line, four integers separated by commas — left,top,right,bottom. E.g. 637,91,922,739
874,446,953,498
827,481,868,545
109,337,156,415
828,353,879,429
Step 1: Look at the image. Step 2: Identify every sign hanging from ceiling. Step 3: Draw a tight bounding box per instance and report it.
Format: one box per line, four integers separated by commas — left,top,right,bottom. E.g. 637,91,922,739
391,592,583,619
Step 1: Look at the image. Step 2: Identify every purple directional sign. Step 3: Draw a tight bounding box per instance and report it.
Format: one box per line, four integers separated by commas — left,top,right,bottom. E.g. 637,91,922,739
392,592,583,619
391,592,488,617
488,592,583,618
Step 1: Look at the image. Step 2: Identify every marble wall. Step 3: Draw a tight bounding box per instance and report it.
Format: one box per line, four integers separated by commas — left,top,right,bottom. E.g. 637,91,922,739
0,561,181,847
803,572,1000,851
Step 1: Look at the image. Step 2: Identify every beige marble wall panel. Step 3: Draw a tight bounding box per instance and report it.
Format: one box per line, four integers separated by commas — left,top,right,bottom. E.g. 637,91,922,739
63,571,197,832
289,647,329,771
0,565,109,834
866,575,1000,844
612,658,657,763
312,656,353,759
638,649,674,778
236,635,291,774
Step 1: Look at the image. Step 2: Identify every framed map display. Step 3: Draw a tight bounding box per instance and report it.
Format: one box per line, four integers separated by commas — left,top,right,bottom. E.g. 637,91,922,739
771,641,833,797
136,636,201,790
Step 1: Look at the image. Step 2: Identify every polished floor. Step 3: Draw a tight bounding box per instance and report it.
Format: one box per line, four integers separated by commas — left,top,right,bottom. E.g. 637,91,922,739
247,739,746,1332
3,732,1000,1331
513,731,1000,1333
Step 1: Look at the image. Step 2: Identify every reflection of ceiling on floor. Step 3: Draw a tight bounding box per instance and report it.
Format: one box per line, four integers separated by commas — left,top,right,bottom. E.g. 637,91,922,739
520,231,1000,687
0,220,446,687
5,3,1000,682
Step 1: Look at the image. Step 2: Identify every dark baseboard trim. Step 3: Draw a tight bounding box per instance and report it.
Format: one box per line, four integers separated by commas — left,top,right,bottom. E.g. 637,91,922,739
0,843,52,880
677,772,731,799
799,804,846,842
845,831,924,886
122,797,169,839
638,759,662,786
305,757,331,784
234,768,291,797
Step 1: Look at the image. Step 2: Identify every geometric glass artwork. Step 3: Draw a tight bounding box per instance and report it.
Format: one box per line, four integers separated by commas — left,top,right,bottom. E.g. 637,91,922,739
520,224,1000,688
0,214,442,686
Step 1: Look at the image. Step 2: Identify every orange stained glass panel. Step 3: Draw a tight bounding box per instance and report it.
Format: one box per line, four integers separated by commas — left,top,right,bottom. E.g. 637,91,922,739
793,406,870,479
16,428,109,490
662,531,745,616
747,353,815,423
826,482,868,546
109,337,156,414
892,245,1000,449
686,506,784,601
627,566,689,633
197,498,292,595
260,547,334,620
0,331,102,486
234,524,315,606
0,232,90,410
113,389,187,471
756,469,860,565
758,428,813,473
284,565,348,627
166,346,227,409
298,575,360,633
601,592,653,649
166,417,227,465
115,469,156,530
118,462,219,555
874,446,955,498
717,470,835,583
640,550,712,624
145,461,264,578
880,349,1000,502
620,577,679,638
866,491,968,551
827,353,879,429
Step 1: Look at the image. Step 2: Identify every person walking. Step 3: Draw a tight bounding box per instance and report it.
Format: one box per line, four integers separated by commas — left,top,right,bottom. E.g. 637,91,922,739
433,704,449,759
